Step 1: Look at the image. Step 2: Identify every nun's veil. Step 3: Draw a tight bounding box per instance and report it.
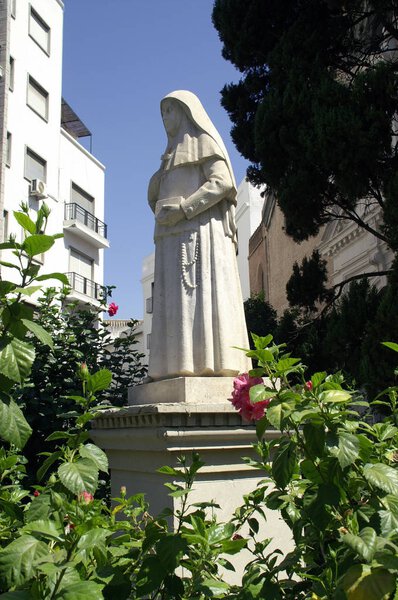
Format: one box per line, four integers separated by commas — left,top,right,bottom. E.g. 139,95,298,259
161,90,237,196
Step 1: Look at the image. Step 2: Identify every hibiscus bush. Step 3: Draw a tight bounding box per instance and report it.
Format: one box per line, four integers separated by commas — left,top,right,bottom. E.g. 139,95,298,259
1,205,397,599
228,333,398,599
0,207,245,599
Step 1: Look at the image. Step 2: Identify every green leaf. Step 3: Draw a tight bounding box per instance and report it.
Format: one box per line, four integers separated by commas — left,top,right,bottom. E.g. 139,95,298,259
0,535,48,588
256,414,268,440
168,488,190,498
37,450,62,481
22,234,54,257
0,281,16,296
79,443,108,473
220,537,247,554
303,422,325,459
381,341,398,353
338,564,396,600
21,319,53,349
311,371,327,388
319,390,351,403
374,423,398,441
342,527,377,562
0,591,32,598
58,458,98,494
357,434,373,462
157,465,181,476
207,522,234,544
275,357,301,373
46,431,73,442
22,519,63,542
87,369,112,393
363,463,398,495
249,368,266,378
256,348,274,364
251,333,273,349
198,578,230,597
266,399,295,429
53,581,104,600
249,384,275,404
300,459,323,484
0,261,20,270
77,528,110,552
36,272,69,285
13,286,42,296
156,534,187,571
0,242,18,250
25,494,52,522
0,338,35,383
379,494,398,536
272,439,296,488
13,212,36,234
0,399,32,449
335,431,360,469
136,555,165,595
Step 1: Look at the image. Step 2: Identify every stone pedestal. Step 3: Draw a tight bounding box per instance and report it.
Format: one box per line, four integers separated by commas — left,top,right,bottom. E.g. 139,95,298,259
91,378,292,582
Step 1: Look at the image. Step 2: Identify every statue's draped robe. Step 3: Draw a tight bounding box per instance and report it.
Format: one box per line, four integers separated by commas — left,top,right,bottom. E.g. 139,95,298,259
148,130,251,380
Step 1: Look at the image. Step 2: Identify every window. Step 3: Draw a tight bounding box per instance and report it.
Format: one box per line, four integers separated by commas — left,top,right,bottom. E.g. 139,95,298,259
68,249,99,297
29,6,50,54
69,248,93,280
147,333,151,350
2,211,8,243
6,132,12,167
146,282,154,313
27,76,48,120
71,182,94,213
25,147,46,181
9,57,14,91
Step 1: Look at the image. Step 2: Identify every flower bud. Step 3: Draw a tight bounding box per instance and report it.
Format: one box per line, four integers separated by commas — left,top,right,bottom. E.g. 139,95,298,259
78,362,89,381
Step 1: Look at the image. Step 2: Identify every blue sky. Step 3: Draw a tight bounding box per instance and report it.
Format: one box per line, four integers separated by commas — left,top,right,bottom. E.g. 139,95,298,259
62,1,249,319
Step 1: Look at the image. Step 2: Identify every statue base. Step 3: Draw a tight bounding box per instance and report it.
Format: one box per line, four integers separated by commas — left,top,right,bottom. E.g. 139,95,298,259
128,376,236,405
91,378,292,583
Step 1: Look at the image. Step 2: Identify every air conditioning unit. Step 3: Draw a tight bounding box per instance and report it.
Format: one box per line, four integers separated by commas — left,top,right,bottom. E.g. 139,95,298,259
30,179,47,199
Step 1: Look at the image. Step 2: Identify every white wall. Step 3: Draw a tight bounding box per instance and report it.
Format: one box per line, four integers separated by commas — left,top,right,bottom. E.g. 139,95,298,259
235,179,265,300
1,0,107,302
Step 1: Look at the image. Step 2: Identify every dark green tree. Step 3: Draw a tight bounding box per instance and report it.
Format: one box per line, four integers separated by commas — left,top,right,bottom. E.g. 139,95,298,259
360,260,398,397
213,0,396,296
243,292,277,347
16,287,146,476
286,250,331,312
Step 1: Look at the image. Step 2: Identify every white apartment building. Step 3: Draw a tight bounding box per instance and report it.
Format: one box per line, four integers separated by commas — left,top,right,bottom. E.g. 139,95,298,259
0,0,108,304
140,179,262,363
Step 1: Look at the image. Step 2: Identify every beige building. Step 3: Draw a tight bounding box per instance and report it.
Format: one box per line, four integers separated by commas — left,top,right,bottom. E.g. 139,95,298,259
248,192,393,315
249,194,322,314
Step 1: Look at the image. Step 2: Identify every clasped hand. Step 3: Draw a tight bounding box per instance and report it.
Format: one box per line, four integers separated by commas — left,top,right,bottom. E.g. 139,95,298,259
155,196,185,226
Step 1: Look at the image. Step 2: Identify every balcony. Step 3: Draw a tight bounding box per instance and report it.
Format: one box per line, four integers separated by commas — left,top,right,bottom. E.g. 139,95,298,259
66,272,103,306
63,203,109,249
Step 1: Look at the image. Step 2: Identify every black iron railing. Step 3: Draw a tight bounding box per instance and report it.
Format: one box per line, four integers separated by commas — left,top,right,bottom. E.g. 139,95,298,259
64,203,107,238
66,272,102,300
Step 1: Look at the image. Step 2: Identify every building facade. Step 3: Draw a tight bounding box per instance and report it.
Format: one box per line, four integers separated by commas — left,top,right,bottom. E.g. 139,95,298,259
0,0,108,304
235,179,264,301
248,193,393,315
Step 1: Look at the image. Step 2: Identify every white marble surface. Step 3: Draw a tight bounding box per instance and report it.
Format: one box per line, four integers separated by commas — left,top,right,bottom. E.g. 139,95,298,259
147,91,251,381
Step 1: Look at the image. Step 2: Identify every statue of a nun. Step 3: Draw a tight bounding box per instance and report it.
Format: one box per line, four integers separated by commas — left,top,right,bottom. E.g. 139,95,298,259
147,90,251,381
